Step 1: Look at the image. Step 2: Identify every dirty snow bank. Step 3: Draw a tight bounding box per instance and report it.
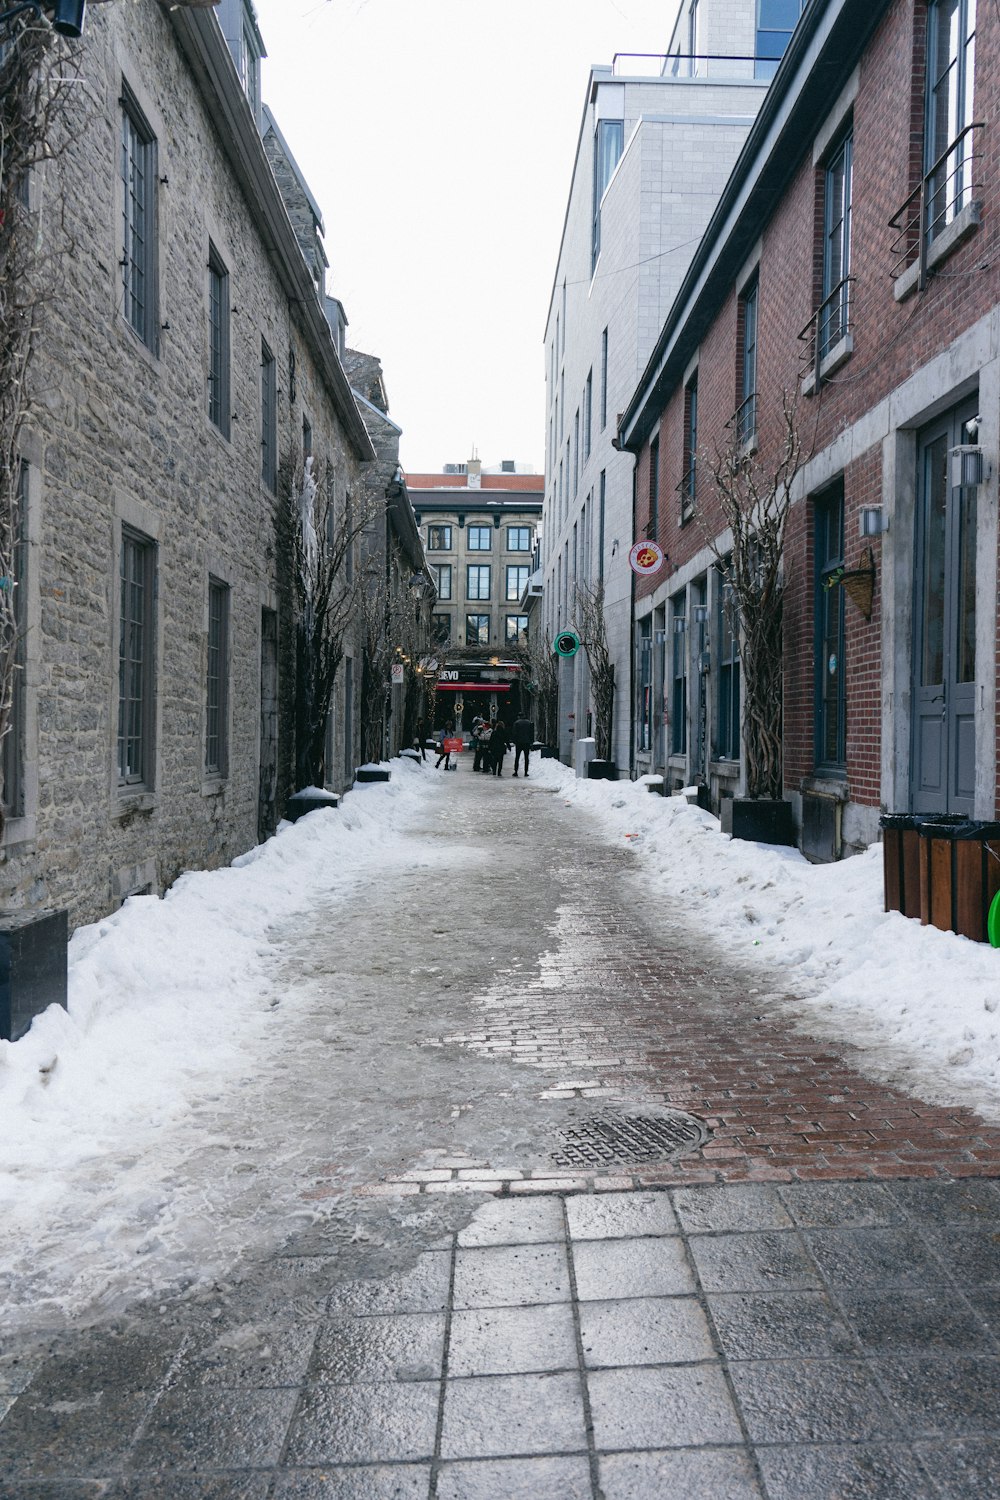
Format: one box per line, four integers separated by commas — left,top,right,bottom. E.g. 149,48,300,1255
532,759,1000,1118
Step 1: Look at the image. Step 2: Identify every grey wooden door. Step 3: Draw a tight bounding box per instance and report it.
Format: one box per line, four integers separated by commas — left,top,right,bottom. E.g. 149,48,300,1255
911,401,978,814
258,608,278,842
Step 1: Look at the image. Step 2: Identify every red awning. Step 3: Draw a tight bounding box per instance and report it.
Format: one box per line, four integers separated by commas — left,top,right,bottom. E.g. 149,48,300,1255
435,682,511,691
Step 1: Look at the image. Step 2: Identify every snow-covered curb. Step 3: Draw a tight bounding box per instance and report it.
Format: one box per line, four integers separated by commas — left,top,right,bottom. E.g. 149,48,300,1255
530,758,1000,1118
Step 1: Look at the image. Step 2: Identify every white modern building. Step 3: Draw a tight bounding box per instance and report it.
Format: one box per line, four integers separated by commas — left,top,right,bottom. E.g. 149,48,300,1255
541,0,776,769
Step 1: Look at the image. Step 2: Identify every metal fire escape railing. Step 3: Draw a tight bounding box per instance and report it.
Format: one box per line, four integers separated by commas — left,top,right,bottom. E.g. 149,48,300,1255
797,276,855,390
888,121,983,291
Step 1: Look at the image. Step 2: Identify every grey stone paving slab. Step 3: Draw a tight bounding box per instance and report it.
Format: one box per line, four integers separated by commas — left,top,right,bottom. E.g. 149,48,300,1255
754,1442,938,1499
18,1328,182,1401
171,1320,319,1389
269,1465,431,1498
283,1382,439,1465
673,1183,793,1234
803,1226,950,1289
0,1484,113,1500
451,1244,570,1310
327,1253,452,1316
920,1226,1000,1286
915,1438,1000,1498
579,1295,714,1367
447,1303,578,1377
962,1286,1000,1339
308,1313,445,1384
127,1385,298,1471
0,1389,151,1480
571,1235,695,1300
599,1446,764,1500
587,1364,743,1451
565,1190,679,1239
438,1371,586,1460
890,1179,1000,1226
707,1290,856,1360
872,1355,1000,1438
727,1358,902,1444
778,1181,904,1228
836,1289,995,1355
435,1455,592,1499
457,1198,565,1247
687,1230,821,1293
109,1478,272,1500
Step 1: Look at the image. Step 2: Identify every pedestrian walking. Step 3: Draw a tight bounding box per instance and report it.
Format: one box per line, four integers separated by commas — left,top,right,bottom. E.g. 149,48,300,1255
511,714,535,777
435,720,455,770
414,716,427,762
471,717,488,773
489,719,509,777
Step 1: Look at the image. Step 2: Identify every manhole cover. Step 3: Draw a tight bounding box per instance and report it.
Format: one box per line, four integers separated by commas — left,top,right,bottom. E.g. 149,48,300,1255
551,1110,708,1169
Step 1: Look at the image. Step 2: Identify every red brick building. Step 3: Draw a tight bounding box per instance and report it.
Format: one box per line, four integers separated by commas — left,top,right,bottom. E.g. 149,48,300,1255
619,0,998,860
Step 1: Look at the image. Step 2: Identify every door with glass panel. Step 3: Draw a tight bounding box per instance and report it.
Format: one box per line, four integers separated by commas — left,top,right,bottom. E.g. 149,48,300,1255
911,400,978,813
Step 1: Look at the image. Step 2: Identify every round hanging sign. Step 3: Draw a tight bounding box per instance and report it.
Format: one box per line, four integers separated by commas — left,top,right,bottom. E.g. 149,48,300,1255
553,630,581,658
629,540,666,576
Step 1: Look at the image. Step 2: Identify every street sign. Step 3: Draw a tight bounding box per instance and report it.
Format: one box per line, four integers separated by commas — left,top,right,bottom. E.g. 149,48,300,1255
629,540,666,576
553,630,580,658
391,663,404,684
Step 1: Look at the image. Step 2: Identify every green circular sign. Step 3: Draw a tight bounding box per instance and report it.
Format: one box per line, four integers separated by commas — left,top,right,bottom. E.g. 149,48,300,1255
553,630,580,658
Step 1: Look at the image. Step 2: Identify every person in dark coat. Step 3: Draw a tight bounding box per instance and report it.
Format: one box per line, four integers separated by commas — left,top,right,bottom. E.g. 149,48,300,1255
488,719,509,776
511,715,535,777
414,716,427,761
435,720,455,770
471,717,487,772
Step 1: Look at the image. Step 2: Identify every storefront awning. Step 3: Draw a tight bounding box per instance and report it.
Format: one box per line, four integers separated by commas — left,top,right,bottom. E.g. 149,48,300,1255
435,682,511,691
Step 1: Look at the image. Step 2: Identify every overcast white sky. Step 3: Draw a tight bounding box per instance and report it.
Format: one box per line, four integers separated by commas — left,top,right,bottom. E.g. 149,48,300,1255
251,0,680,473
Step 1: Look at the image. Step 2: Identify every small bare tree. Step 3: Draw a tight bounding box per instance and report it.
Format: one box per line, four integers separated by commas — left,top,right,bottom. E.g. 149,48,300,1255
511,627,557,747
574,580,615,762
699,392,805,800
283,453,384,789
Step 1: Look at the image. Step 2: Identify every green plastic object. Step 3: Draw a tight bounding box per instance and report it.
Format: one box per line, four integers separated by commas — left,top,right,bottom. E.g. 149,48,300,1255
989,889,1000,949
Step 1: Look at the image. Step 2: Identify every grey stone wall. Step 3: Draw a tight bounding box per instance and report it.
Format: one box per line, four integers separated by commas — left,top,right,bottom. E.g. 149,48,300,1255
0,1,371,930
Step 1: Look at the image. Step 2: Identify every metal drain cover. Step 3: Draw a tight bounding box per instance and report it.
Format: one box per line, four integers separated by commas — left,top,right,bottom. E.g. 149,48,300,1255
551,1110,708,1169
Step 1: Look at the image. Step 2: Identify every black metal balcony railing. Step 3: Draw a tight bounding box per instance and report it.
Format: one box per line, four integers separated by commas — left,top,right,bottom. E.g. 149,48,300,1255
797,275,854,389
676,464,696,522
888,122,983,289
729,392,756,449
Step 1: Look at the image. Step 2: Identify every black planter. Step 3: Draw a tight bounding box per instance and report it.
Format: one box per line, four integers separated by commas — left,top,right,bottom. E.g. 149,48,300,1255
587,760,620,782
539,745,558,760
286,791,341,822
728,797,796,847
356,768,391,784
1,909,68,1043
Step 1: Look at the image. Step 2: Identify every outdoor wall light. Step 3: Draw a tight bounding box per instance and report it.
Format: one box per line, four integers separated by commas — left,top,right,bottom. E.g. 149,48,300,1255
673,616,687,634
52,0,85,34
949,446,988,489
693,604,709,624
859,506,887,538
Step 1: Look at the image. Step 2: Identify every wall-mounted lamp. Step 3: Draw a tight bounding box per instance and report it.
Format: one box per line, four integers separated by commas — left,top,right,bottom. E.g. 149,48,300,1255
859,506,887,538
949,445,988,489
0,0,85,37
673,616,687,635
693,604,709,624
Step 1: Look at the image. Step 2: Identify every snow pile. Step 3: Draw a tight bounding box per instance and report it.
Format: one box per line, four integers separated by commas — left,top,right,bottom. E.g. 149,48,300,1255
531,758,1000,1116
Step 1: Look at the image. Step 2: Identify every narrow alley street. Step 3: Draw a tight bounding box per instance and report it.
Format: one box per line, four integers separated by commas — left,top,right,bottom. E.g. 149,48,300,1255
3,758,1000,1497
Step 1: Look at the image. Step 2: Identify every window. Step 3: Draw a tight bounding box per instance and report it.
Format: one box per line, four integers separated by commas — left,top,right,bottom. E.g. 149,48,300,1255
506,615,529,643
344,489,354,586
716,573,741,760
261,340,277,492
118,529,156,788
507,526,531,551
427,524,452,551
585,370,593,461
207,245,230,436
302,415,312,460
466,613,490,646
239,15,261,116
815,482,846,768
821,130,853,359
737,275,758,446
600,328,609,429
431,613,451,646
573,408,580,495
1,464,27,821
431,563,452,600
926,0,977,240
670,597,688,757
598,470,606,584
343,656,353,780
648,436,660,539
206,578,230,777
755,0,806,81
681,375,698,522
120,90,157,350
467,564,491,601
592,118,624,271
467,525,492,551
638,617,653,754
506,564,529,602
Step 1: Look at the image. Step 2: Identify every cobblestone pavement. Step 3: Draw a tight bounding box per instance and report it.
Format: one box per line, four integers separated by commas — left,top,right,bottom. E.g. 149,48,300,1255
3,759,1000,1496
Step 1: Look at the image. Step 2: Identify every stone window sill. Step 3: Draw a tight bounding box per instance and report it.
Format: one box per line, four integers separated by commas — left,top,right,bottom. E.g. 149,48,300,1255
801,333,854,397
800,772,848,800
893,202,981,302
114,790,156,819
201,776,227,798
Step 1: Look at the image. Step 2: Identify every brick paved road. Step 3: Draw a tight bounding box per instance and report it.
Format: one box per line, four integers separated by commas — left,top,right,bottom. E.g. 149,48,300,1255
2,757,1000,1496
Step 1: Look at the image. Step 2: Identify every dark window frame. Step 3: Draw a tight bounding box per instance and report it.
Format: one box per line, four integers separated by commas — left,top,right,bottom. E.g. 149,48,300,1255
117,528,157,789
814,481,847,770
505,614,529,643
432,563,452,601
207,244,231,437
466,563,491,602
206,576,230,777
465,613,490,646
427,524,453,552
468,525,492,552
261,339,277,492
506,564,529,602
507,526,531,552
120,87,158,352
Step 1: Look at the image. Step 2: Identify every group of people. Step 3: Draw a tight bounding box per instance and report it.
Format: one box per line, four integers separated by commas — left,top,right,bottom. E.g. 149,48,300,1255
471,714,534,778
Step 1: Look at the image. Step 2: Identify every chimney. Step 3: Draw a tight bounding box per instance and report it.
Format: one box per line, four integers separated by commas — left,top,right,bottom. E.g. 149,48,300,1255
466,457,482,489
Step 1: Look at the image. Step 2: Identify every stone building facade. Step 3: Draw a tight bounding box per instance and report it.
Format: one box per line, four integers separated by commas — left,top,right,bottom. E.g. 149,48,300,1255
0,0,379,929
621,0,999,857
